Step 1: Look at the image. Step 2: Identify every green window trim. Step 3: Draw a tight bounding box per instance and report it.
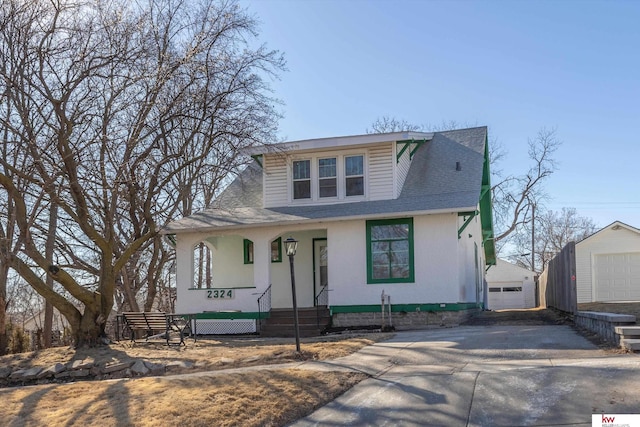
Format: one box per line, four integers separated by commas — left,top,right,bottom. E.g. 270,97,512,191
366,217,415,284
271,237,282,263
243,239,254,264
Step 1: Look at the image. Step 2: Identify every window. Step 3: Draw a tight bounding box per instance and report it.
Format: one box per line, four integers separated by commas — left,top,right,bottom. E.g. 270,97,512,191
243,239,254,264
271,237,282,263
345,155,364,196
293,160,311,199
318,158,337,198
366,218,414,283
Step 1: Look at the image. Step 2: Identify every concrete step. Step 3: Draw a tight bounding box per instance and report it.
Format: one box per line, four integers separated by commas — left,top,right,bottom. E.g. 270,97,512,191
620,338,640,351
614,326,640,337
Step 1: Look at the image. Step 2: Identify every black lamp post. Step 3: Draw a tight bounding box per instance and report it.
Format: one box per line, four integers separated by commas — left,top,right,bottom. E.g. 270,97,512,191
284,237,301,353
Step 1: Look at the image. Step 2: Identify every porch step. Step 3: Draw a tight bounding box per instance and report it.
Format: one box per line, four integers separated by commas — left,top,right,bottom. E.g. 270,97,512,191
615,326,640,338
620,339,640,351
261,307,331,338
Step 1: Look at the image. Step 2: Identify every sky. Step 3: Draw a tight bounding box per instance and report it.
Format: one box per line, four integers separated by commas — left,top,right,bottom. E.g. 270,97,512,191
240,0,640,229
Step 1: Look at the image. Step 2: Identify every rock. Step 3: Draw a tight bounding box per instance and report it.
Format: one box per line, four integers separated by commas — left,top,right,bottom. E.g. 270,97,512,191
9,369,27,380
131,360,149,376
166,360,193,370
0,367,12,379
69,358,95,370
242,355,262,363
143,362,166,375
37,363,66,379
55,371,71,379
219,357,235,365
11,367,42,381
108,368,132,379
69,369,91,378
102,361,134,374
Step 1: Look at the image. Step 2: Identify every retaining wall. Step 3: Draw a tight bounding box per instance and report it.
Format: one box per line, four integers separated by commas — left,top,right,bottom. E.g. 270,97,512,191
332,309,477,330
574,311,636,345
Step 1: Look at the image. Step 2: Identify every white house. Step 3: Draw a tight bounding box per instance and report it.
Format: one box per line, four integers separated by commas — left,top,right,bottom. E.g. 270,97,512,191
486,259,536,310
576,221,640,303
162,127,496,334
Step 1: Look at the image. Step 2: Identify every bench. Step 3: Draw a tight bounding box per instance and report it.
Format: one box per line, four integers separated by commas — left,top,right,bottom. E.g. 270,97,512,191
117,312,196,346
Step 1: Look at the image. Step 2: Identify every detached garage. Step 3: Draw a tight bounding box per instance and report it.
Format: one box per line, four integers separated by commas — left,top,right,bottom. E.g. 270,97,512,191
576,221,640,303
486,259,536,310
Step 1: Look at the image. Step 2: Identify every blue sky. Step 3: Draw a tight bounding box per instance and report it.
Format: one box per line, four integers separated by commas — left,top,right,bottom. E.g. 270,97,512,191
241,0,640,228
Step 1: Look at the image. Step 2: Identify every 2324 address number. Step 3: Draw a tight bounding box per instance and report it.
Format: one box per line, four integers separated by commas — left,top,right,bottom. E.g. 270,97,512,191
207,289,234,299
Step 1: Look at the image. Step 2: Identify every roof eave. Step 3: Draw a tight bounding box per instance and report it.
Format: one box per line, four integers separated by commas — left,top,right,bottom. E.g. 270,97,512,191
160,205,476,235
246,131,434,156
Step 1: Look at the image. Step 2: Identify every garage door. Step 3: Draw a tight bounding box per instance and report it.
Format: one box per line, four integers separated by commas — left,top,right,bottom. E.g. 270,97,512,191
488,284,525,310
594,252,640,301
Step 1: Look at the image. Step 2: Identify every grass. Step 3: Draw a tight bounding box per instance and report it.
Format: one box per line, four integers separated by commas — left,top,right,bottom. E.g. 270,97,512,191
0,333,390,426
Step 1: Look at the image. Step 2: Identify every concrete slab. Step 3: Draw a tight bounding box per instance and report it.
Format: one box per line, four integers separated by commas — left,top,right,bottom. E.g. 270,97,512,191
292,372,478,427
289,325,640,427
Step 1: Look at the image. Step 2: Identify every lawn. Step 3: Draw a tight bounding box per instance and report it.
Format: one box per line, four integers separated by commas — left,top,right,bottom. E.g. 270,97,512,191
0,333,390,426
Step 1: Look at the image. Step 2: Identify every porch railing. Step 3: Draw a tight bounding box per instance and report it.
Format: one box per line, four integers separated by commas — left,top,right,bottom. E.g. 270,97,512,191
315,285,329,328
257,284,272,332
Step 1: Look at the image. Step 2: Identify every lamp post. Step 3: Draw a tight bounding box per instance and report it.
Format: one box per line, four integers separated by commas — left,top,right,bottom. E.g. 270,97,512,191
284,237,301,353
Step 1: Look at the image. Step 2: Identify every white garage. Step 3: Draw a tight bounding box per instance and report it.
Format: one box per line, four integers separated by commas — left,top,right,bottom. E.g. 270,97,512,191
576,221,640,303
486,259,536,310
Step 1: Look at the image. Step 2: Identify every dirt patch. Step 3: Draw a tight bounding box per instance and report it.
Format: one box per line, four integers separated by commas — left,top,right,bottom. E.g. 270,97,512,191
462,307,570,326
578,302,640,321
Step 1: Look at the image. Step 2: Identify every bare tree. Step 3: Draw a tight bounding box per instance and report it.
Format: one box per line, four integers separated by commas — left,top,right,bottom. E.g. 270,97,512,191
511,207,597,272
492,127,561,244
0,0,284,345
366,116,423,133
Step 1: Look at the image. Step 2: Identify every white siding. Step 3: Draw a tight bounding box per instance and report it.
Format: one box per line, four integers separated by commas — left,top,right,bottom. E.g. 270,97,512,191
395,144,412,197
263,154,287,208
576,226,640,302
368,144,394,201
328,214,461,307
457,213,485,303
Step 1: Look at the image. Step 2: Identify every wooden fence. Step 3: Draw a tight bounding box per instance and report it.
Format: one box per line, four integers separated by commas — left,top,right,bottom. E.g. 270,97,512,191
538,241,577,314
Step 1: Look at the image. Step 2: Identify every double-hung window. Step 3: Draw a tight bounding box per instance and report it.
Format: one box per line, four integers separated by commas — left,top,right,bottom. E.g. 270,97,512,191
345,155,364,196
366,218,414,283
293,160,311,199
318,157,337,198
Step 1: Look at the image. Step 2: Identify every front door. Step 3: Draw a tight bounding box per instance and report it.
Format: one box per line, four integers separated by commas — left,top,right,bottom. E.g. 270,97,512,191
313,239,328,305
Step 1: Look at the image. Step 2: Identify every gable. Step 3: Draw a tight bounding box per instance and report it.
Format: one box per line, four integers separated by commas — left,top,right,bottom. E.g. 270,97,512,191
577,221,640,253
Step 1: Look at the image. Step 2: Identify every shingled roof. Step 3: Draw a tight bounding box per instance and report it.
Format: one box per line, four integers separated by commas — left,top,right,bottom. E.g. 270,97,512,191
164,127,490,233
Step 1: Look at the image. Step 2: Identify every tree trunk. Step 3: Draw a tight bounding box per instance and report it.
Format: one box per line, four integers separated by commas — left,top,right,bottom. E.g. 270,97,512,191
0,261,7,355
44,203,58,347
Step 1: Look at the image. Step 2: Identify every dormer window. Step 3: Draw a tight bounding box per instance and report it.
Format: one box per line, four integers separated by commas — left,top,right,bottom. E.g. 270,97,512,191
345,155,364,196
318,157,337,198
290,153,365,202
293,160,311,199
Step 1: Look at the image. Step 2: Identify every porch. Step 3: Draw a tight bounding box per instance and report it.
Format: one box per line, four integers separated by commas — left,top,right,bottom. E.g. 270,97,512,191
175,227,331,336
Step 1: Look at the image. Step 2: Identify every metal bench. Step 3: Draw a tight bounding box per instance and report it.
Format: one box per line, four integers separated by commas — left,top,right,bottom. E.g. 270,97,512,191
117,312,196,346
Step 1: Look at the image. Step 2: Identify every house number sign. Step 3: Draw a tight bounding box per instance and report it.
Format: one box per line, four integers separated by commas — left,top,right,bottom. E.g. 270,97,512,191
207,289,234,299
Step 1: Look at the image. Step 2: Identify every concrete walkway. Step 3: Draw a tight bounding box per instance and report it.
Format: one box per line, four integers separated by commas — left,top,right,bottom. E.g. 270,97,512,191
286,325,640,427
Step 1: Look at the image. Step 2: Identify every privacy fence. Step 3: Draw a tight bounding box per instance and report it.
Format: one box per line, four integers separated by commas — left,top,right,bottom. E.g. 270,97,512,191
538,241,577,314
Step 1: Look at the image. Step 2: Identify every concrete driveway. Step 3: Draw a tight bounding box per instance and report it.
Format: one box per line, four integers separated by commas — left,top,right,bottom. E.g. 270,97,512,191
289,325,640,426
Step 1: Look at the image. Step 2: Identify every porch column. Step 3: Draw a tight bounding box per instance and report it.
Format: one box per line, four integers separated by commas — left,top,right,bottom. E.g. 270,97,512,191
174,233,200,314
252,236,271,293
